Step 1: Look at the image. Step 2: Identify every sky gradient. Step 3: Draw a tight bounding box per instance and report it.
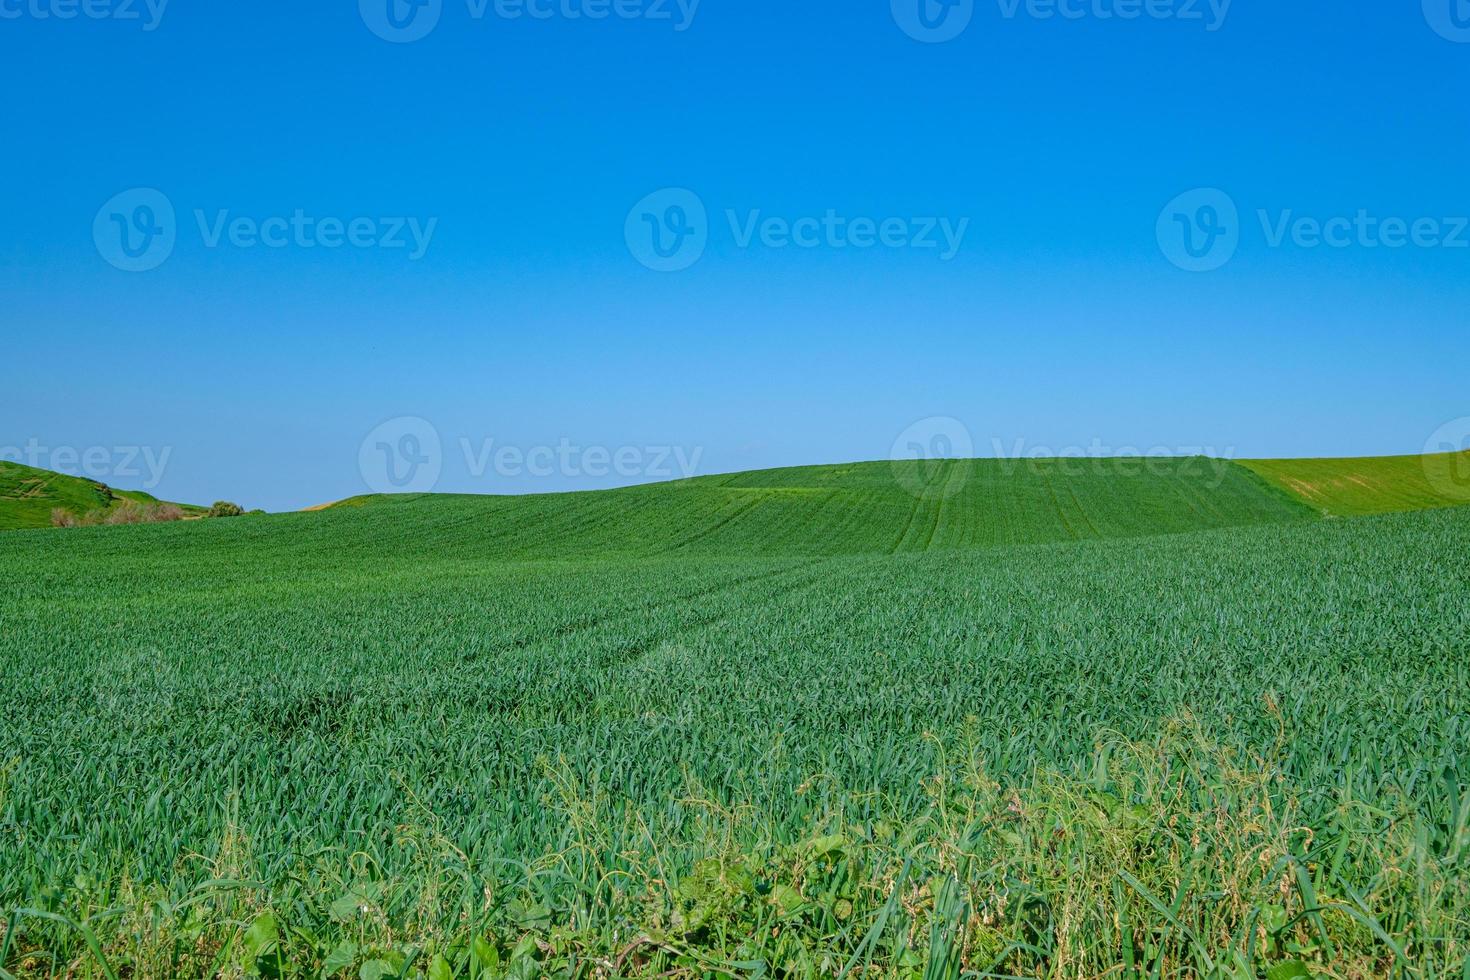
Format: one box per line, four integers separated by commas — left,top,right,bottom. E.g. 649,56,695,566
2,1,1467,511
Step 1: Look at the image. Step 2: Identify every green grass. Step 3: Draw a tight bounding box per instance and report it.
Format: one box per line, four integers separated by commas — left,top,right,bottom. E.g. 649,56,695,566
1,457,1467,977
1241,451,1470,516
0,460,203,530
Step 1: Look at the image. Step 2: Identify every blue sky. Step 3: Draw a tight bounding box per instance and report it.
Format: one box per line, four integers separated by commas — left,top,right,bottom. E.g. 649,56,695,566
2,1,1467,511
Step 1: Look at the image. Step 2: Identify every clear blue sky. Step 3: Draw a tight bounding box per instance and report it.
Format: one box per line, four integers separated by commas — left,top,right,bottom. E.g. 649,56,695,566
2,1,1467,511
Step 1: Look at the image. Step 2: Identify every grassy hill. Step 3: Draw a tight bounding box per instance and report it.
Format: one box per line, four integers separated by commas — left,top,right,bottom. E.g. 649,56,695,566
0,460,203,530
1240,451,1470,516
316,456,1317,559
12,450,1461,540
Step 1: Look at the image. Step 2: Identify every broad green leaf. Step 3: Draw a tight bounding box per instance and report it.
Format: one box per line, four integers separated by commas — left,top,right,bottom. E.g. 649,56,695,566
359,959,396,980
322,941,357,976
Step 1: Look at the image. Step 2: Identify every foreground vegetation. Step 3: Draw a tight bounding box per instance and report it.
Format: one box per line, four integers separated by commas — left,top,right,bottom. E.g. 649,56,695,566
1,459,1467,976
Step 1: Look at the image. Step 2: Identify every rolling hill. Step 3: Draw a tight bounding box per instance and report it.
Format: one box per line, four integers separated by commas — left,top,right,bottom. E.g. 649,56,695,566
0,460,204,530
311,455,1318,559
9,450,1467,544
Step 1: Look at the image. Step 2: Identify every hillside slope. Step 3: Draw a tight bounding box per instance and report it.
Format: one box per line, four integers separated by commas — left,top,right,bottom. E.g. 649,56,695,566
1241,451,1470,516
0,460,202,530
303,456,1317,560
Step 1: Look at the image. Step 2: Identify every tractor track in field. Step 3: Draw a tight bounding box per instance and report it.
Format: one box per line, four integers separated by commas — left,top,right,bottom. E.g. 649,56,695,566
892,494,924,554
661,495,767,554
1040,467,1079,540
593,558,839,676
466,558,823,664
1067,486,1100,538
472,558,838,718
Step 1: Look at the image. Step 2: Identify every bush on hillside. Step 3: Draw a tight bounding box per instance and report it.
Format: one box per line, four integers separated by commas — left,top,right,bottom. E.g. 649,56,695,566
52,502,186,528
106,503,185,525
208,501,245,518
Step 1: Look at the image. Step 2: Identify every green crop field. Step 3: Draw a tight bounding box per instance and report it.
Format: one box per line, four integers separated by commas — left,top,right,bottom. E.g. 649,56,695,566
1,456,1467,978
317,456,1317,557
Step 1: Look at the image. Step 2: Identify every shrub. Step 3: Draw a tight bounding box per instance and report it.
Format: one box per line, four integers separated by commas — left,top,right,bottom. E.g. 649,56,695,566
105,502,153,525
53,502,188,528
209,501,245,518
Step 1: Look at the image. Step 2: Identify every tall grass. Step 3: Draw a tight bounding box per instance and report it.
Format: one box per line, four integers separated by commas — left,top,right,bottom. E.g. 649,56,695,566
3,718,1463,977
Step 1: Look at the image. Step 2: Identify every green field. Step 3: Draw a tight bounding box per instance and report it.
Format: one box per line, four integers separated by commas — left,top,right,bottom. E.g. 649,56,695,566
0,460,203,530
1241,451,1470,516
317,456,1317,557
1,456,1467,978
